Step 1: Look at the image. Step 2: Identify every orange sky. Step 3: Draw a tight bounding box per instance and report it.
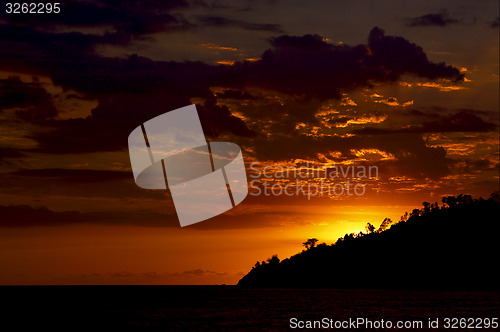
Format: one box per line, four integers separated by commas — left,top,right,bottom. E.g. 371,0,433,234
0,204,413,285
0,0,498,284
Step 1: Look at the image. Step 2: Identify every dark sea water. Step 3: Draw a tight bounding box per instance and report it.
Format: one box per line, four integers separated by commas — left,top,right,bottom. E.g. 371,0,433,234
1,286,499,331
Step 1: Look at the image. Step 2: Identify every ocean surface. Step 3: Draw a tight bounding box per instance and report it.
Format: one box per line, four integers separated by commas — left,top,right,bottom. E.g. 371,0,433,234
1,286,499,331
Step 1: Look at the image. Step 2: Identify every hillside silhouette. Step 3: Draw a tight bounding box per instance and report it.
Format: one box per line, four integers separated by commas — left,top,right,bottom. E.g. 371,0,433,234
238,192,500,290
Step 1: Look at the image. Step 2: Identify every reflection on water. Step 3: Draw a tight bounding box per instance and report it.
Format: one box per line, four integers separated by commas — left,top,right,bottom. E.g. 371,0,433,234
1,286,499,331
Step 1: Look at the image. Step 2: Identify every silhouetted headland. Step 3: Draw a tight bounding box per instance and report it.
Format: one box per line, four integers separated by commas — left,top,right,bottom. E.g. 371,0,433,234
238,192,500,290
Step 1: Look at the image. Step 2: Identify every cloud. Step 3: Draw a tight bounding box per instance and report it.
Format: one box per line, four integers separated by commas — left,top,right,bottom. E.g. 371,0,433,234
0,76,57,122
0,148,25,164
325,113,387,128
1,25,464,163
214,89,255,100
0,24,129,64
13,168,131,183
0,199,318,229
453,158,498,174
195,15,283,32
4,0,283,37
406,10,462,27
421,111,497,133
0,203,181,227
353,110,496,135
0,168,166,200
27,92,255,154
0,205,86,227
109,269,229,279
5,0,192,35
366,27,463,81
1,26,463,100
489,17,499,29
197,97,257,137
247,130,451,179
181,269,227,277
233,28,463,100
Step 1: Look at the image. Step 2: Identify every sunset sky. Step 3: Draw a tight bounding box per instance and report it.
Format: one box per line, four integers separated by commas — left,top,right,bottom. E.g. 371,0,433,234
0,0,498,285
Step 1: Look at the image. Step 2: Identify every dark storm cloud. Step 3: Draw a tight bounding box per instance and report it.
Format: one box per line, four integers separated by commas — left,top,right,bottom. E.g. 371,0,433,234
1,24,464,158
353,110,496,135
0,24,130,63
51,55,213,96
197,97,257,137
29,92,195,154
382,136,449,179
366,28,463,81
5,0,281,36
195,15,283,32
1,26,463,99
0,204,180,227
0,52,253,153
421,111,496,133
5,0,192,35
489,17,500,28
0,189,340,229
405,10,462,27
28,92,254,154
13,168,131,183
249,131,450,179
0,148,25,164
235,28,463,100
0,205,86,227
0,199,318,229
0,76,58,123
242,106,495,180
214,89,255,99
0,168,166,200
453,158,497,173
